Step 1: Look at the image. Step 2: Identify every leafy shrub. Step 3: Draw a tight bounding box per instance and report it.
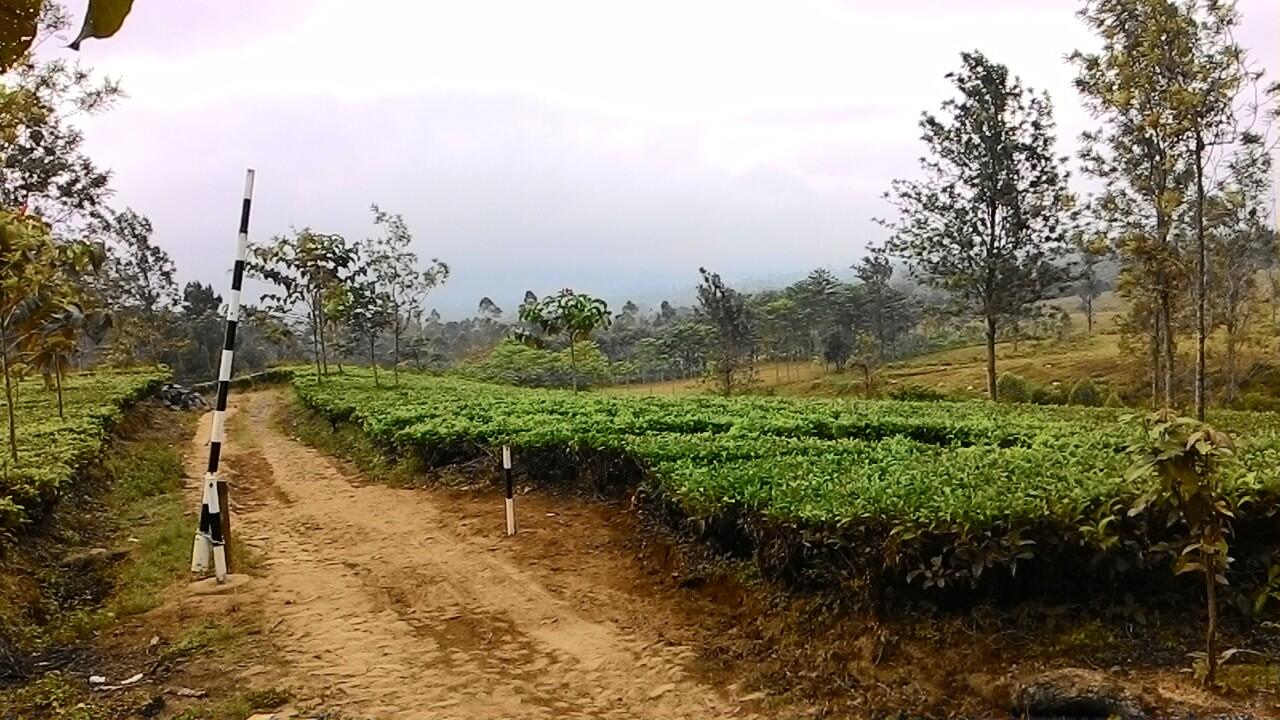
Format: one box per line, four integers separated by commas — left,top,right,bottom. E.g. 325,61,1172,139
996,372,1032,403
1030,384,1067,405
461,339,611,389
1239,392,1280,413
1067,378,1103,407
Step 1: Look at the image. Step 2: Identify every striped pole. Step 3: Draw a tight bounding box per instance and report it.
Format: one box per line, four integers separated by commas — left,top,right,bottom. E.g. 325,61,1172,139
191,168,255,583
503,445,516,536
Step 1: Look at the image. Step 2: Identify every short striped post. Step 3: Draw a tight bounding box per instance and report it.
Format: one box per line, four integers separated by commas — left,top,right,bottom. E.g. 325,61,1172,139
503,445,516,536
191,168,255,583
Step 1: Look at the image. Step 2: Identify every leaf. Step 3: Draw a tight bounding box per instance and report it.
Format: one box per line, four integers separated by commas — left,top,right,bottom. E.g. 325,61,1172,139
69,0,134,50
0,0,41,71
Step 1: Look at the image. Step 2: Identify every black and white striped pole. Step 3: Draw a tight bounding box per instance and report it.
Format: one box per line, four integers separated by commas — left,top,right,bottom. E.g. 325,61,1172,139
191,168,255,583
503,445,516,536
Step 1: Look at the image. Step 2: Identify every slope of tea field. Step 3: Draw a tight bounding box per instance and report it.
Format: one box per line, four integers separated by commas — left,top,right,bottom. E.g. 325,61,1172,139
0,369,167,533
292,369,1280,595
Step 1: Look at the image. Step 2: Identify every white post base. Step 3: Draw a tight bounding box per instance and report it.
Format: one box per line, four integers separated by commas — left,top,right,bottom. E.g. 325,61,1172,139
213,544,228,583
505,497,516,536
191,533,211,572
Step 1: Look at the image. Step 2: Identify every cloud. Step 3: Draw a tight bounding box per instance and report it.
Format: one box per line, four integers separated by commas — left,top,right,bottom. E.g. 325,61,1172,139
56,0,1278,316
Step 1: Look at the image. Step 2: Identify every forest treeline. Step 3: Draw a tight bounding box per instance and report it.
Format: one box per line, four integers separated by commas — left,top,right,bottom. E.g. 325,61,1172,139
1,0,1278,419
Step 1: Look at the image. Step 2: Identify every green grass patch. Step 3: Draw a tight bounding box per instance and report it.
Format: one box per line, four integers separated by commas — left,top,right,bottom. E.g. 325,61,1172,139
106,436,190,618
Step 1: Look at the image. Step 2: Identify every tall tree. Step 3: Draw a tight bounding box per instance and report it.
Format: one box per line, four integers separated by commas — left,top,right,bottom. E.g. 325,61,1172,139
1,4,121,229
1209,139,1274,401
1180,0,1275,419
881,51,1074,400
1074,230,1110,335
853,249,916,352
696,268,755,396
96,208,180,366
0,210,103,459
1072,0,1200,409
332,279,393,387
366,204,448,384
517,289,611,391
249,229,360,381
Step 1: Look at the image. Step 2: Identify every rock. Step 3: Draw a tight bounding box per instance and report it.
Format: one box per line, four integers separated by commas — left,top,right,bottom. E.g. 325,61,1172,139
188,573,253,595
139,694,165,718
648,682,677,699
157,384,208,411
60,547,129,571
1010,668,1151,720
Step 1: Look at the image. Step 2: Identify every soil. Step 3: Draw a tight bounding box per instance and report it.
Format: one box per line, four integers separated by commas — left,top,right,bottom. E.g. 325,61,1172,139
20,388,1273,719
205,389,793,719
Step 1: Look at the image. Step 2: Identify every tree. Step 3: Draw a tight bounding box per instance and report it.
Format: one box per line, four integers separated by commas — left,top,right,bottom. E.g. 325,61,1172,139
366,205,448,384
789,268,840,359
249,229,360,381
28,299,107,416
1209,139,1274,402
1075,231,1110,335
663,319,712,378
1129,413,1238,684
881,51,1074,400
477,296,502,321
517,289,611,391
96,208,180,366
696,268,755,395
0,210,103,459
1,5,121,229
332,279,393,387
850,330,880,392
178,281,224,377
1,0,134,72
853,249,915,351
1072,0,1200,409
1180,0,1271,420
758,295,796,381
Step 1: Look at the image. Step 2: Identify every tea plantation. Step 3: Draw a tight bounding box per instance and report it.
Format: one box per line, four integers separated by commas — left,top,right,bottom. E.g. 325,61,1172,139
292,370,1280,596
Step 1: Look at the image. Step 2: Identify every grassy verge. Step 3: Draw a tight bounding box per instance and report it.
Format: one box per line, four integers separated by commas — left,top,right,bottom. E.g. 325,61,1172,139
280,391,428,487
0,406,289,720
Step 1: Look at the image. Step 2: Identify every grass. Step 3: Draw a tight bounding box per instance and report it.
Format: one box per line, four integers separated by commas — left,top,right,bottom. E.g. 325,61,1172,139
610,288,1280,407
170,686,294,720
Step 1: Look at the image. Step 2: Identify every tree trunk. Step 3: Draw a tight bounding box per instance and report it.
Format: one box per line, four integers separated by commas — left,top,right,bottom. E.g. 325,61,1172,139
393,326,401,386
1270,267,1278,327
1225,320,1238,404
985,313,998,401
310,306,323,383
1203,537,1219,684
1151,314,1162,409
569,339,578,392
0,320,17,463
1194,132,1207,421
1160,290,1175,410
55,369,64,419
370,335,379,388
316,300,330,376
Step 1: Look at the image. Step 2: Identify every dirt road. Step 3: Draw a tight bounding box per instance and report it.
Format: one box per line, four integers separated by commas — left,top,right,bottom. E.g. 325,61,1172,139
195,391,769,720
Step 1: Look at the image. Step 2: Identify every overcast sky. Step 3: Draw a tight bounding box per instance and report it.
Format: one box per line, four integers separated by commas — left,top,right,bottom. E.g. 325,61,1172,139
50,0,1280,317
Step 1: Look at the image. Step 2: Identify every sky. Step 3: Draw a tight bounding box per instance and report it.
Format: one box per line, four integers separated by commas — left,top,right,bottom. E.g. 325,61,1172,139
44,0,1280,317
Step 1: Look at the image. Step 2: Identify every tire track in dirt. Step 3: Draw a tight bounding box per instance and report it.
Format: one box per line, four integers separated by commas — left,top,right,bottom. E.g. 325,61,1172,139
213,390,761,720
